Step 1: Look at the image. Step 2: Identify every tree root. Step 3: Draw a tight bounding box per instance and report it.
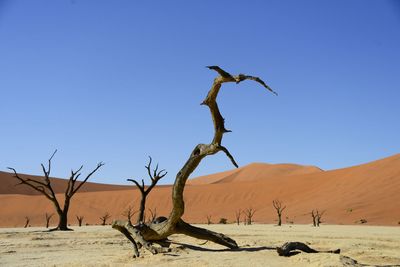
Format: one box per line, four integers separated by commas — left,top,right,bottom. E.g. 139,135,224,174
112,219,238,257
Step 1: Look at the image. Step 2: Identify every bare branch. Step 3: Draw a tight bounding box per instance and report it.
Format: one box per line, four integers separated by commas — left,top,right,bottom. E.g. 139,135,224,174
236,74,278,96
71,162,104,195
219,146,238,168
72,166,84,182
145,156,153,179
206,66,233,78
7,167,54,201
46,149,57,176
127,179,144,192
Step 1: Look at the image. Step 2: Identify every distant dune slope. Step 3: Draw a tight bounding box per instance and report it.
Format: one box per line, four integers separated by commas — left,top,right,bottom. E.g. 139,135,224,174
0,154,399,227
188,162,323,184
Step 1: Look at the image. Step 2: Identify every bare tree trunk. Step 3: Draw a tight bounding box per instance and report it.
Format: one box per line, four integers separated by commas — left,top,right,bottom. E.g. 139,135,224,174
54,209,70,231
113,66,276,256
137,197,146,223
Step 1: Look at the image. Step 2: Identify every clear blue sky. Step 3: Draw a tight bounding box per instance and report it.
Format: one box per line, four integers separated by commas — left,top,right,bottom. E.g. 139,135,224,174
1,0,399,185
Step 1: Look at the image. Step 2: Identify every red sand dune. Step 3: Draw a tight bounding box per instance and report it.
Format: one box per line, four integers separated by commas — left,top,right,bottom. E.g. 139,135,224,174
0,154,399,227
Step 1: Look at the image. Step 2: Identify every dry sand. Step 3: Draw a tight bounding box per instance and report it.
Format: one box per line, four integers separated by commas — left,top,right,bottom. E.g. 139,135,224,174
1,224,399,267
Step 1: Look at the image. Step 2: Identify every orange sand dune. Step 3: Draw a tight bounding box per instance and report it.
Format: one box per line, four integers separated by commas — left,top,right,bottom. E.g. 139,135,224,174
0,154,399,227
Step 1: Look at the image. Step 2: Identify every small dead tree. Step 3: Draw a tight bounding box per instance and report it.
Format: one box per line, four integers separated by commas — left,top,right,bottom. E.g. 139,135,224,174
244,208,256,225
112,66,277,257
316,210,325,227
24,216,30,228
76,215,84,227
311,209,325,227
235,209,242,225
45,213,54,228
272,200,286,226
127,157,167,224
206,215,212,225
122,206,137,226
8,150,104,231
100,212,111,226
311,210,317,227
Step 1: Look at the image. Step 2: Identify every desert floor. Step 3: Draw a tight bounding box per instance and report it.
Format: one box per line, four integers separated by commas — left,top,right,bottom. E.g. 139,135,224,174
1,224,399,267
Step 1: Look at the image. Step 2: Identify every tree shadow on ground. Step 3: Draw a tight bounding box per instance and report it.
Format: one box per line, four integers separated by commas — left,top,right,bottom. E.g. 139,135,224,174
170,242,276,253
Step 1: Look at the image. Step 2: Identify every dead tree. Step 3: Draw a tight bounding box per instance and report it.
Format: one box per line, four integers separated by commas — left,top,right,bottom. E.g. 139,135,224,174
112,66,277,257
244,208,256,225
235,209,242,225
100,212,111,226
311,209,325,227
45,213,54,228
76,215,84,227
316,210,325,227
206,215,212,225
8,150,104,231
127,157,167,223
311,210,317,227
272,199,286,226
24,216,30,228
122,206,137,226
